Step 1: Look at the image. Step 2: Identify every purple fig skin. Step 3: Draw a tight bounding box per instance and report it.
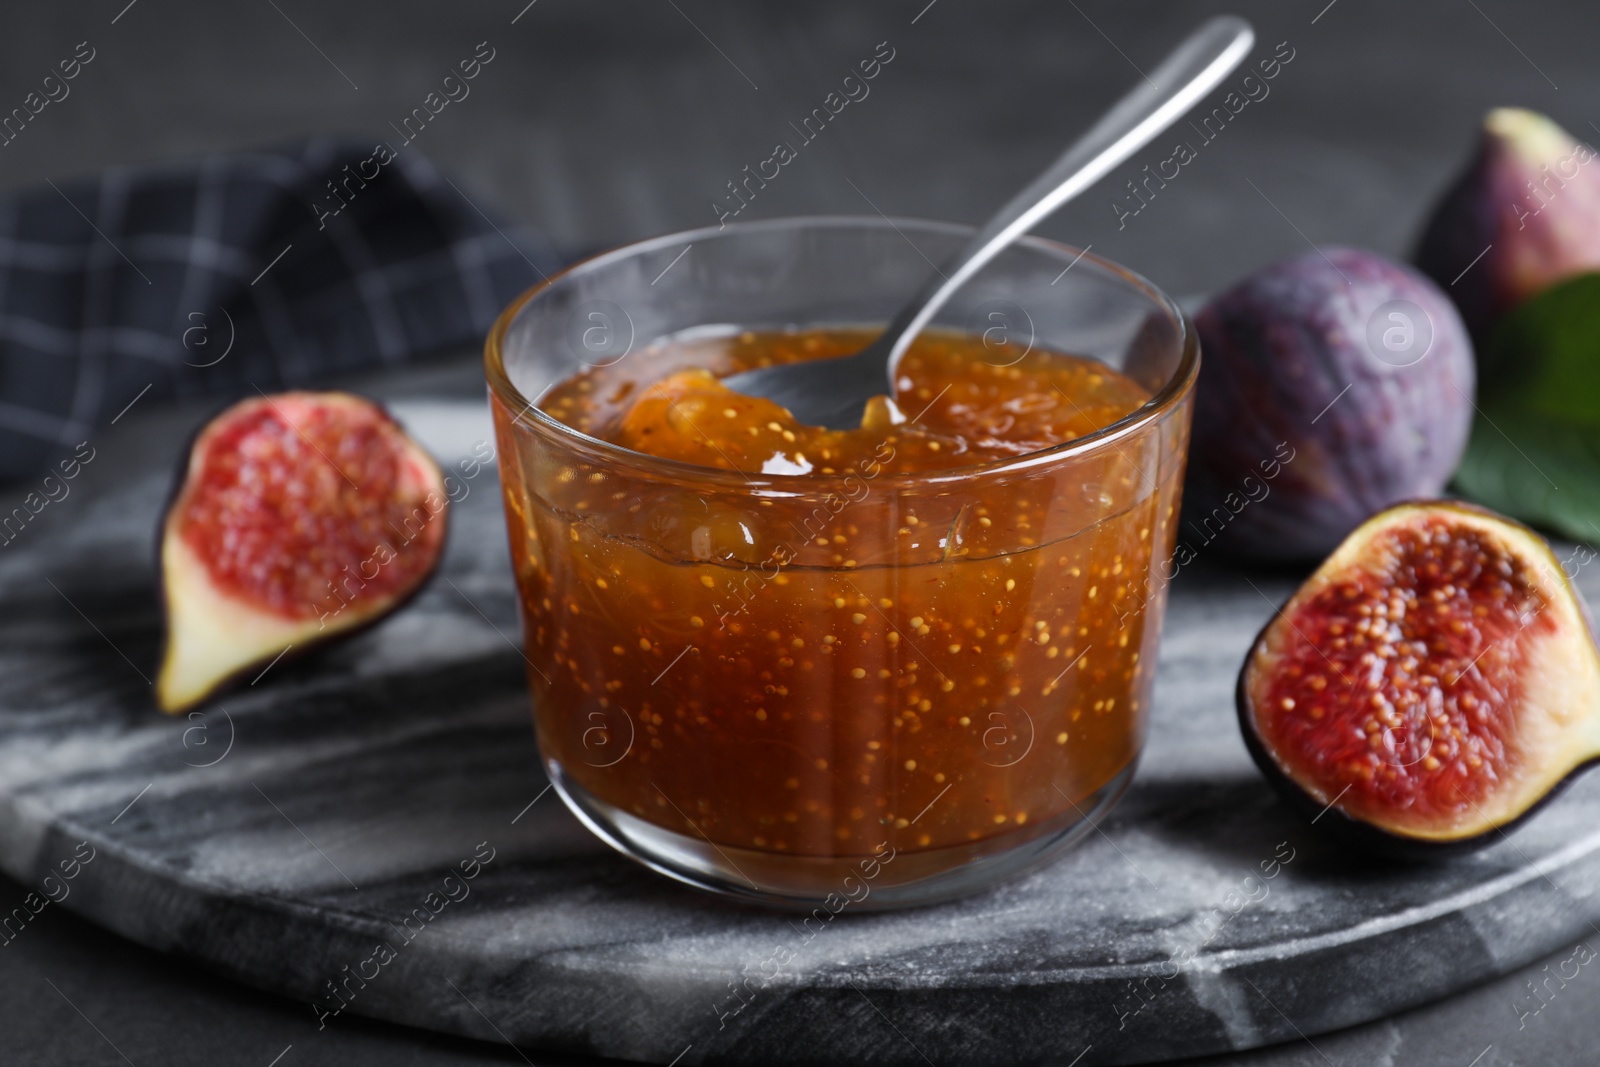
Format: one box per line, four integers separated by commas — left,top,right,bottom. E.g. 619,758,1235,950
1184,247,1474,563
1415,108,1600,338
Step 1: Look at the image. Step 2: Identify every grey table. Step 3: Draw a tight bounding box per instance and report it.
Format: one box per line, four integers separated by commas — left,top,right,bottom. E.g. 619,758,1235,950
2,1,1596,1064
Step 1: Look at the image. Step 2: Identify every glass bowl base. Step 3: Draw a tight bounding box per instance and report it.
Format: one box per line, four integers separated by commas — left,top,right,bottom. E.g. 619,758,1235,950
545,758,1138,912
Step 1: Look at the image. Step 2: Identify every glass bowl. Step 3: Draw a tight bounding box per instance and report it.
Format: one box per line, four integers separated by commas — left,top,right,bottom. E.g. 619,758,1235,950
485,216,1197,910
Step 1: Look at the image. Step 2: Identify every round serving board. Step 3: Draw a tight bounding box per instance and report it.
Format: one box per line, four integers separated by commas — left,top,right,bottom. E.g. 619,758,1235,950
4,388,1600,1067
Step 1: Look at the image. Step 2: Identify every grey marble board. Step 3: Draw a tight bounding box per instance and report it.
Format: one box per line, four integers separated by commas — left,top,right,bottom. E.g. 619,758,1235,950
4,394,1600,1067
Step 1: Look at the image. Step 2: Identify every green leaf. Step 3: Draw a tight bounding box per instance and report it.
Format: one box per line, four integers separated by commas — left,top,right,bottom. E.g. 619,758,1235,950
1454,407,1600,543
1480,272,1600,420
1453,273,1600,542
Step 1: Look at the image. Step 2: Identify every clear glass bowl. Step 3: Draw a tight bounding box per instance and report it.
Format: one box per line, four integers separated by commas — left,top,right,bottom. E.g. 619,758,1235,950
485,217,1197,909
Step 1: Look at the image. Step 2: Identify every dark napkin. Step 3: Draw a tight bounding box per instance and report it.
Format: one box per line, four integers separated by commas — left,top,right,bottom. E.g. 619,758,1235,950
0,137,561,481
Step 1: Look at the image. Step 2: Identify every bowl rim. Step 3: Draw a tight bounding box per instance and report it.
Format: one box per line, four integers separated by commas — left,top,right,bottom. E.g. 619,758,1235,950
483,214,1199,493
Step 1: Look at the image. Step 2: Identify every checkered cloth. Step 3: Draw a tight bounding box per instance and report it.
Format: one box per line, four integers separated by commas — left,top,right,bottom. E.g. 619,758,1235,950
0,137,561,481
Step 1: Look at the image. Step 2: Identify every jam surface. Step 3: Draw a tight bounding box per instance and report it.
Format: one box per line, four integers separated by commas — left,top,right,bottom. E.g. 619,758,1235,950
540,328,1149,476
500,328,1183,859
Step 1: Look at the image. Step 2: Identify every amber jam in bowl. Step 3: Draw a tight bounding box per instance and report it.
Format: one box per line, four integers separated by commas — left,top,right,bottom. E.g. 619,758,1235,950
486,217,1196,909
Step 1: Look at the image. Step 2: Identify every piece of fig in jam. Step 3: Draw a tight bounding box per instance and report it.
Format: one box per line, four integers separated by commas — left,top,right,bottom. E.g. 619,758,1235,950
1238,501,1600,855
155,392,448,713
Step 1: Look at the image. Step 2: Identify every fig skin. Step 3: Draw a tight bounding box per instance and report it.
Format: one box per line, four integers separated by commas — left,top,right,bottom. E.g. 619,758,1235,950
1238,501,1600,857
1416,108,1600,339
155,392,448,713
1184,247,1474,563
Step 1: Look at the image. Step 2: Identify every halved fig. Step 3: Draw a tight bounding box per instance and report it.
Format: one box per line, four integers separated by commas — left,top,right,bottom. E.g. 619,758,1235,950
155,392,448,713
1238,501,1600,854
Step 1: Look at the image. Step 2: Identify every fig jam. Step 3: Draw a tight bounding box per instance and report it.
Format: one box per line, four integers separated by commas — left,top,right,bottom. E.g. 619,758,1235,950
494,328,1183,862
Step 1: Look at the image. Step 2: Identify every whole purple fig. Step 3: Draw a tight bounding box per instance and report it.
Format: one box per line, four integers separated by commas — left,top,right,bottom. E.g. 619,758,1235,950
1416,108,1600,338
1183,247,1474,562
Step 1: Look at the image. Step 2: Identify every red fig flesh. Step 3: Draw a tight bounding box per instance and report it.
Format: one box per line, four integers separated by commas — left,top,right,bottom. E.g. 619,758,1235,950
1239,501,1600,851
1416,108,1600,337
155,392,447,712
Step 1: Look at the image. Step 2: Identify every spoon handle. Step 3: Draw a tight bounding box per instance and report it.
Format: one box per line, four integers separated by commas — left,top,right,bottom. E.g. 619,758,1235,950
881,15,1256,368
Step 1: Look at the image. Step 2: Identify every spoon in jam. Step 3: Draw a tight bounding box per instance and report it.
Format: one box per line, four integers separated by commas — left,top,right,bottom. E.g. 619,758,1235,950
722,15,1254,429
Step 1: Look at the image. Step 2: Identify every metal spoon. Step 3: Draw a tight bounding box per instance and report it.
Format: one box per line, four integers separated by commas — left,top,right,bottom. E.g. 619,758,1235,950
722,15,1254,429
